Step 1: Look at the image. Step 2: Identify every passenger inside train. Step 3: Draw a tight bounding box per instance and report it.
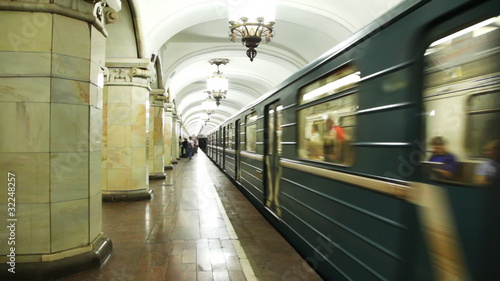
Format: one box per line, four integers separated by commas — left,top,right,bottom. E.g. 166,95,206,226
423,15,499,186
428,136,458,180
474,139,500,185
298,67,358,166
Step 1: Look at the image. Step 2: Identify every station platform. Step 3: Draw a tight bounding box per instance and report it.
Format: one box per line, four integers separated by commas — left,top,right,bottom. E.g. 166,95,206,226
58,151,323,281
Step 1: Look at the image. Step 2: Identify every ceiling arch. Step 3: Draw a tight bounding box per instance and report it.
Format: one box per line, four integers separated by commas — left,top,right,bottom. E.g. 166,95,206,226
122,0,404,136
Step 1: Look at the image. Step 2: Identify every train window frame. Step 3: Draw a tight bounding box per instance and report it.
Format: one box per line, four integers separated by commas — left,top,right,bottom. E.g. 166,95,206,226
297,64,360,166
421,15,500,186
223,126,227,149
245,112,258,152
227,123,234,150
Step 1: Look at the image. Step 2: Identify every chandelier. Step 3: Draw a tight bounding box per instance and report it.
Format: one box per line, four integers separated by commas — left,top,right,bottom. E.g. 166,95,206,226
206,58,229,106
202,95,217,116
228,0,276,62
201,113,211,126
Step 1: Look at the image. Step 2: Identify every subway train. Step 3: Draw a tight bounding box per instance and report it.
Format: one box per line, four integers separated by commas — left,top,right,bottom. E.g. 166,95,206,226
205,0,500,280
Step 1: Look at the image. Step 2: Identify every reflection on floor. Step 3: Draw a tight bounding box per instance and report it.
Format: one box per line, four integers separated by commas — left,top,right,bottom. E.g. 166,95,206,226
58,151,323,281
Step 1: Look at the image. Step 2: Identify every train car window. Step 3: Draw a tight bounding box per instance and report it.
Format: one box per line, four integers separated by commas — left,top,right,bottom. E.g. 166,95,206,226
245,112,258,152
227,123,233,149
277,105,283,156
422,16,500,186
223,126,227,148
298,65,359,165
298,66,360,105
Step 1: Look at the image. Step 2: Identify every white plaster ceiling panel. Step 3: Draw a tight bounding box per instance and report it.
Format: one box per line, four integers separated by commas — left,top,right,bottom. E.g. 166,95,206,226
128,0,403,136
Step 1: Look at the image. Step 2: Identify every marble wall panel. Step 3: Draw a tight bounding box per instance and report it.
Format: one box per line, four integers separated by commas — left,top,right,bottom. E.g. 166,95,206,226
89,151,102,197
51,199,89,252
89,60,101,87
0,203,51,255
131,125,147,146
89,193,102,241
0,102,50,153
153,145,164,172
131,147,147,169
164,113,173,165
50,152,89,203
147,101,155,172
106,125,132,147
52,54,90,81
164,143,172,165
12,0,52,4
50,103,89,152
0,152,50,204
132,104,148,126
52,14,90,59
89,106,103,152
132,167,148,189
0,77,50,102
102,105,108,132
154,129,163,143
106,168,132,191
0,52,51,76
0,11,52,52
0,205,7,254
106,86,132,105
131,88,149,104
53,0,93,14
101,146,108,189
107,103,132,125
106,146,131,169
90,26,106,66
51,78,90,105
89,84,103,109
148,127,154,173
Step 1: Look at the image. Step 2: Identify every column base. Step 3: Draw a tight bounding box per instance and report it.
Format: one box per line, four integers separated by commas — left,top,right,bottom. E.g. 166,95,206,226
102,187,153,201
149,172,166,180
164,165,174,170
0,235,112,281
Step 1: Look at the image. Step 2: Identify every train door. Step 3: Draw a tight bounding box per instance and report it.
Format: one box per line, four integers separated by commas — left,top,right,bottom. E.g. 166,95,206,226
235,119,241,181
264,102,283,218
215,130,219,164
222,126,226,170
417,14,499,281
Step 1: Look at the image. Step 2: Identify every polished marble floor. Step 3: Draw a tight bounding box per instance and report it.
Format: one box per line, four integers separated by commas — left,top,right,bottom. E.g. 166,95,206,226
58,151,323,281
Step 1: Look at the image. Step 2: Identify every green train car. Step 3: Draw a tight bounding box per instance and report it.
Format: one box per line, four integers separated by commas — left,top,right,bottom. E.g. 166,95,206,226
206,0,500,280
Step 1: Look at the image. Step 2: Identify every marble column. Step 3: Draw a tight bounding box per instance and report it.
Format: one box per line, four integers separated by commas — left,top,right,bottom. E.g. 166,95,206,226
0,2,112,280
172,112,181,164
102,58,153,201
164,103,175,169
148,89,167,179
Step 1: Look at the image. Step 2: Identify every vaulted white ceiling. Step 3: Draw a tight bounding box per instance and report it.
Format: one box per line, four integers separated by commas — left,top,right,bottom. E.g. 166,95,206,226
125,0,403,136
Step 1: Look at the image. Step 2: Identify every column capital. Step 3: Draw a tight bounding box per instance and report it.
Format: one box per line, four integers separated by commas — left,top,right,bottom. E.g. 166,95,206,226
152,96,167,107
106,58,150,68
165,102,175,112
150,89,167,108
105,59,153,88
151,89,166,96
0,0,117,36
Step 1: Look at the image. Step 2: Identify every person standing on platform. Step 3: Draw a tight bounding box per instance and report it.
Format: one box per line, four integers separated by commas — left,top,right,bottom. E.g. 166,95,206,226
181,138,188,157
193,138,199,154
187,137,195,160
